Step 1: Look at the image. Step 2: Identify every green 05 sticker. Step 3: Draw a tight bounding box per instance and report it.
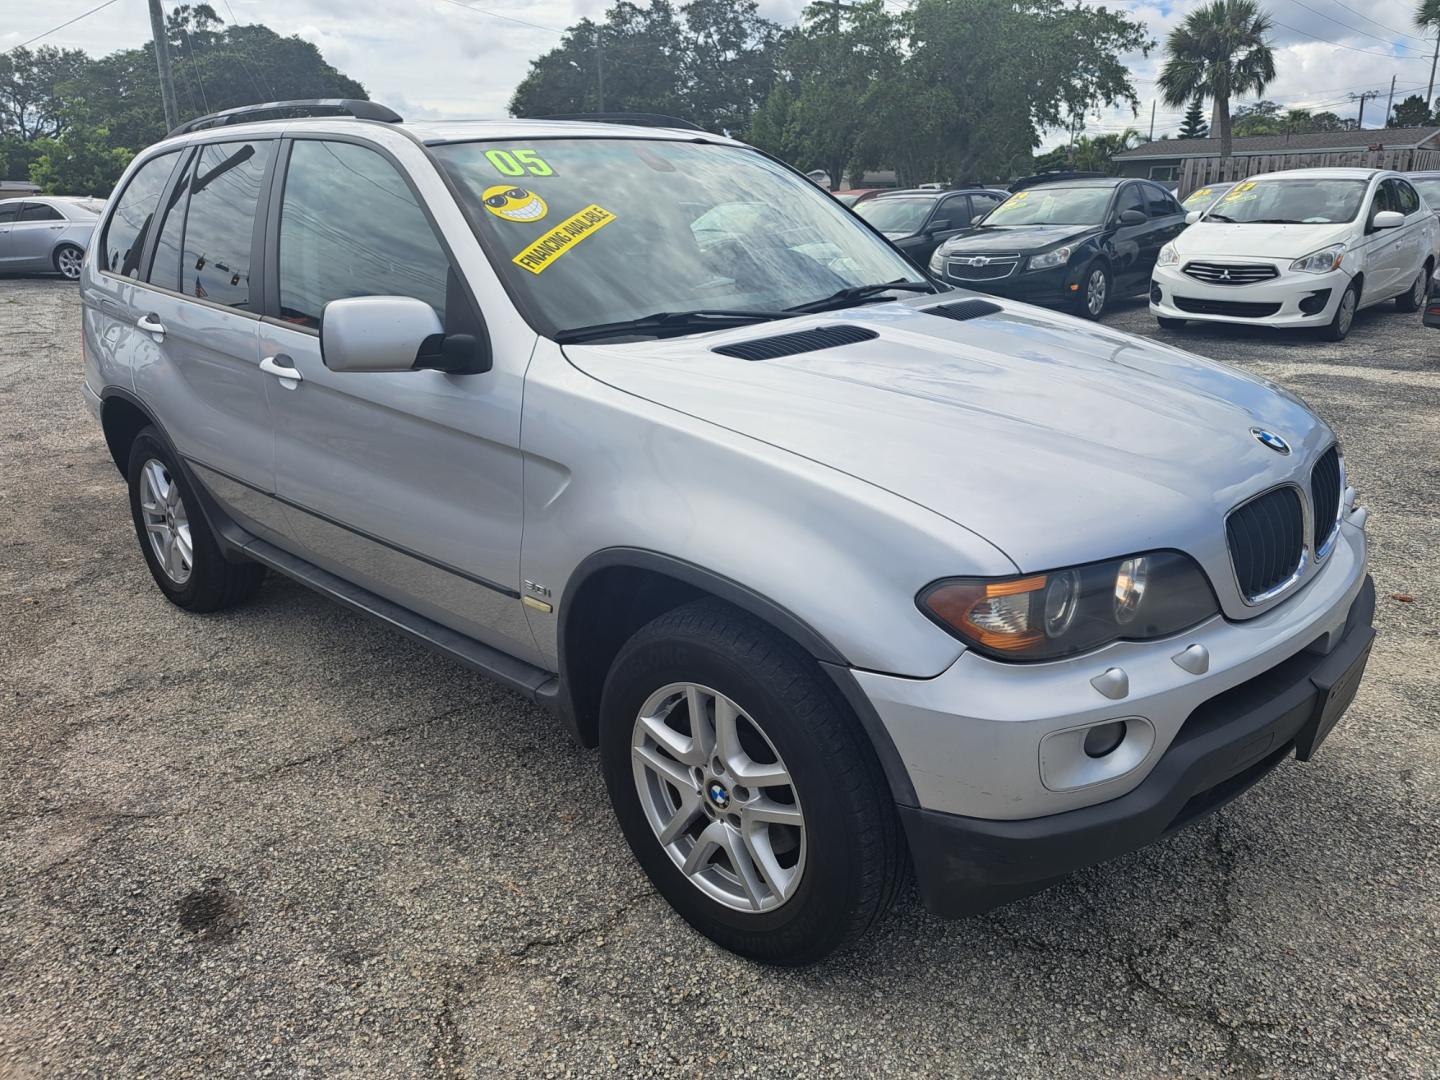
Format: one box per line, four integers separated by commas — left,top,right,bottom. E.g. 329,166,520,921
485,148,554,177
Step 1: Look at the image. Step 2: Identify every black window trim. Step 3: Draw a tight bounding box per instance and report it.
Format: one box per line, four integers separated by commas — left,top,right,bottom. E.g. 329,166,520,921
260,131,488,350
97,147,187,281
17,201,65,223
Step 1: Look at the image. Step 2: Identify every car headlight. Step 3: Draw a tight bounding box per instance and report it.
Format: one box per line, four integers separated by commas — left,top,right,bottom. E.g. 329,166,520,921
1291,244,1345,274
917,551,1218,661
928,247,946,275
1026,246,1072,271
1157,243,1178,267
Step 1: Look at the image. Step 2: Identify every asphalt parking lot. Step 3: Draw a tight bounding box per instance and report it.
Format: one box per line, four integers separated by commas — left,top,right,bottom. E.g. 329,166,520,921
1,277,1437,1078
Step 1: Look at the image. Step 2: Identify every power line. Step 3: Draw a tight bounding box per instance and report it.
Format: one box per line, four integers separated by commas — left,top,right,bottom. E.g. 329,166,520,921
10,0,123,50
431,0,564,35
1272,18,1436,60
1314,0,1432,47
1277,0,1429,52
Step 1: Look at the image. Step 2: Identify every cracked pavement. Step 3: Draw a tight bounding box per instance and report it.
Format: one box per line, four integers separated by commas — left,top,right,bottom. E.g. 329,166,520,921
1,278,1437,1077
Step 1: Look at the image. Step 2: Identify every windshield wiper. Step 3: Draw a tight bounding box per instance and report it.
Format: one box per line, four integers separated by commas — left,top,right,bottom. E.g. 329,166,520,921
785,279,937,314
1248,218,1303,224
554,308,792,344
1205,212,1235,222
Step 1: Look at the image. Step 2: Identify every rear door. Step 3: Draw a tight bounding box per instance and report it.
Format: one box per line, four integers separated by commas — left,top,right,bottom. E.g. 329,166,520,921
126,138,286,539
258,135,535,662
1365,180,1405,299
1392,178,1431,291
9,202,68,271
1136,183,1185,283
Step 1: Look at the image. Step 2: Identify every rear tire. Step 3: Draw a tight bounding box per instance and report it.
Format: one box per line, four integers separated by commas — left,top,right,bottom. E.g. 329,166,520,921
1156,317,1187,330
1395,266,1428,313
126,427,265,612
53,243,83,280
599,599,903,965
1320,281,1359,342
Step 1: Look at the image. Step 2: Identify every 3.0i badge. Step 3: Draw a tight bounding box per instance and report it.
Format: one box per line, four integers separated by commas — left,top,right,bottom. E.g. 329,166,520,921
1251,428,1290,454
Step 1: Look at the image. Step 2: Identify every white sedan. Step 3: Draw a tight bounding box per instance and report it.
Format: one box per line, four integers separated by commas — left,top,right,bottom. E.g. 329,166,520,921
1150,168,1438,341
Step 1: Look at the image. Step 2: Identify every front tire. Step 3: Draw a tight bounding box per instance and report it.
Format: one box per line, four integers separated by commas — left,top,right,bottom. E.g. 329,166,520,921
127,427,265,611
1076,263,1109,320
53,243,83,280
1396,266,1428,313
599,600,903,965
1321,281,1360,342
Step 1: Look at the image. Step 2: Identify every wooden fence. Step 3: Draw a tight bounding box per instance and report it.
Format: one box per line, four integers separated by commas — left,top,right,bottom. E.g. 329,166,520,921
1177,147,1440,197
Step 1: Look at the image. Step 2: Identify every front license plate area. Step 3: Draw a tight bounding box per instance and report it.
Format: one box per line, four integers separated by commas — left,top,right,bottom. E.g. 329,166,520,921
1295,636,1373,761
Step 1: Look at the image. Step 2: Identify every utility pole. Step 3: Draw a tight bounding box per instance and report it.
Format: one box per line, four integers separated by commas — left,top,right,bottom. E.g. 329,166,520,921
595,28,605,112
1430,32,1440,112
147,0,179,131
1384,74,1397,128
1351,89,1380,129
1148,100,1156,141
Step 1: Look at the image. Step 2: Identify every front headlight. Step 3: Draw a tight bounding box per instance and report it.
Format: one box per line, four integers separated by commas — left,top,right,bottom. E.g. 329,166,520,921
917,551,1218,661
928,246,946,275
1291,244,1345,274
1156,243,1178,267
1026,246,1072,271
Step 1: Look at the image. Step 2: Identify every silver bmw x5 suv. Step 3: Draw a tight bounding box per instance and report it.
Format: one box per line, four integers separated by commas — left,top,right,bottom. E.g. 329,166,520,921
81,100,1374,965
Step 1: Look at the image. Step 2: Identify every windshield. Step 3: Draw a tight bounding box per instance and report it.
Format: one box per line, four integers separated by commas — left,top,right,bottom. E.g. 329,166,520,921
1410,178,1440,209
852,196,936,234
1181,185,1229,210
983,187,1111,226
1202,178,1367,224
432,139,924,337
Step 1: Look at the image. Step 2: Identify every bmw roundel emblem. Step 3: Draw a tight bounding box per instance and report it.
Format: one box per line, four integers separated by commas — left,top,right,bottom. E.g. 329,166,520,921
707,781,731,809
1251,428,1290,454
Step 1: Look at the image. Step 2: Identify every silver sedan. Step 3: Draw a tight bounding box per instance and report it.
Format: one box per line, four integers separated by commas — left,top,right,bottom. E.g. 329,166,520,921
0,196,103,280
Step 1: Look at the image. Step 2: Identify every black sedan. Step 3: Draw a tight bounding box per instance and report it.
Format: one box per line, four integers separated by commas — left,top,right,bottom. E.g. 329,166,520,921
852,187,1009,268
927,178,1187,319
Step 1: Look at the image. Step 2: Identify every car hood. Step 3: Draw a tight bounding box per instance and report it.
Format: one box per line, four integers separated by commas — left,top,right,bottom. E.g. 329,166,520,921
940,224,1098,254
562,298,1330,577
1178,220,1352,260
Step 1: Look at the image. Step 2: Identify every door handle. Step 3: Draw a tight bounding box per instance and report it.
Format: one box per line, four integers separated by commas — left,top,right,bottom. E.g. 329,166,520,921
136,313,165,338
259,354,303,385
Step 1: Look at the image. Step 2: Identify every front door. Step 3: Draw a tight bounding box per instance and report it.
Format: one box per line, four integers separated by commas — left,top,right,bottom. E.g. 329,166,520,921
1108,184,1148,289
0,200,23,264
259,136,536,663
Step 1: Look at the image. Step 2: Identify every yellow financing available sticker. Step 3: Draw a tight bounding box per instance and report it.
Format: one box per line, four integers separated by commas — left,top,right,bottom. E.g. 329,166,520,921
512,204,616,274
1223,180,1258,201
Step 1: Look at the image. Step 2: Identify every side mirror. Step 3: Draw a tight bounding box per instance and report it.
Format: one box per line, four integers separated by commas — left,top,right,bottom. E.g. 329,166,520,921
320,295,491,375
927,218,951,234
1372,210,1404,230
1185,210,1202,225
1117,209,1146,226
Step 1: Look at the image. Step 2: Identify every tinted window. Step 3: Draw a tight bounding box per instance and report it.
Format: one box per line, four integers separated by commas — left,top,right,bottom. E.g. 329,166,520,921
1115,185,1145,218
149,156,194,291
179,140,273,309
100,151,180,276
0,202,21,224
278,140,449,329
1396,180,1421,215
936,194,971,227
1143,183,1181,217
19,203,64,222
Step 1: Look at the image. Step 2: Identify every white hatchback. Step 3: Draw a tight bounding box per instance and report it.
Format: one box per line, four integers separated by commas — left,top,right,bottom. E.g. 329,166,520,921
1150,168,1438,340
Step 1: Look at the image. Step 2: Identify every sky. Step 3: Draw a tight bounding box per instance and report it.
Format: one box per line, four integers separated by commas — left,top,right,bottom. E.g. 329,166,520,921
4,0,1436,149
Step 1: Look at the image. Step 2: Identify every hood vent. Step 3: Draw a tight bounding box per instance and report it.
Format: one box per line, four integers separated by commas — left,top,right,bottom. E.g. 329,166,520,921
713,324,877,361
925,299,1003,322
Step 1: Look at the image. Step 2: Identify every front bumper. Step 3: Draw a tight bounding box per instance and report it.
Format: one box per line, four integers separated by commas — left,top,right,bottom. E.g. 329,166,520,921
1151,263,1352,327
940,263,1077,306
902,574,1375,917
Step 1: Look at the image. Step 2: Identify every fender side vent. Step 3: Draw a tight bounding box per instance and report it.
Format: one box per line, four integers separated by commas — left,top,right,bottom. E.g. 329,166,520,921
926,299,1003,321
713,324,877,361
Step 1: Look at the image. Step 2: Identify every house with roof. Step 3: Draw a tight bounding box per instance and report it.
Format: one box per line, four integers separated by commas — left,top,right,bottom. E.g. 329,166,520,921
1112,126,1440,196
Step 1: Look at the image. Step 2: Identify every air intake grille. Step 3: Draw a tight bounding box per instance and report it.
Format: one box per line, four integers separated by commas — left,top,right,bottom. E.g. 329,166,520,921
926,299,1003,322
1310,445,1341,552
1226,486,1304,601
1182,261,1279,285
945,254,1020,281
713,324,877,361
1174,296,1281,318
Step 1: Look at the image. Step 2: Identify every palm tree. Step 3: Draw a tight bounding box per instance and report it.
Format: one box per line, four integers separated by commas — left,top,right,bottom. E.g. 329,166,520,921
1069,128,1144,173
1417,0,1440,110
1158,0,1276,162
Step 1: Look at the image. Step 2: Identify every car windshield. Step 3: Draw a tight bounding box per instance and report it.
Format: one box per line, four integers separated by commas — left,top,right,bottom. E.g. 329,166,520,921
1410,177,1440,208
432,139,925,337
982,186,1111,226
852,196,936,234
1181,185,1230,210
1202,178,1367,224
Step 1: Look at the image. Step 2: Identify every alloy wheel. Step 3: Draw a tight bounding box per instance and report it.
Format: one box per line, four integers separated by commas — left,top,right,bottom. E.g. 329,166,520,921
631,682,806,912
1086,269,1107,316
56,246,82,280
138,459,193,584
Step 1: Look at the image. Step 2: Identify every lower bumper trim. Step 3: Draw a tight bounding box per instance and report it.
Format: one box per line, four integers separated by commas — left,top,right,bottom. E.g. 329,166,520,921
903,575,1375,918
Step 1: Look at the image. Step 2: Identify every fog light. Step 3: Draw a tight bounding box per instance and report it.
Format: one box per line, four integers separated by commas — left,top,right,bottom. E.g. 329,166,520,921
1084,721,1127,758
1149,283,1162,304
1298,289,1331,316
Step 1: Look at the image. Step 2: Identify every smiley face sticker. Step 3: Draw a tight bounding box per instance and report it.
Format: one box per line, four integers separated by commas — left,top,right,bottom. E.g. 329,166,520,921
482,184,548,223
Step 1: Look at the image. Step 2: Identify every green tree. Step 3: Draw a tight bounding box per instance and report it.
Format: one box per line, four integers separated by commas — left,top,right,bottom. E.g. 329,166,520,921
1178,96,1209,138
0,46,94,140
1158,0,1275,161
29,127,132,195
1069,128,1142,173
1391,94,1436,127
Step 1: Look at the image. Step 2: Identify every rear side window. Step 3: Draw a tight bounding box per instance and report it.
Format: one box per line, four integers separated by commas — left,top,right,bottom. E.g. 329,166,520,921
181,140,274,309
100,151,180,276
1143,183,1182,217
19,203,64,222
277,139,449,329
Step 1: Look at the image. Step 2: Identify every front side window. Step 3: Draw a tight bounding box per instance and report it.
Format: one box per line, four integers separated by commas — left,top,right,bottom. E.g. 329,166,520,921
986,186,1114,226
433,138,922,336
0,202,21,224
181,140,274,309
277,140,450,329
19,203,64,222
100,150,180,275
1204,178,1367,224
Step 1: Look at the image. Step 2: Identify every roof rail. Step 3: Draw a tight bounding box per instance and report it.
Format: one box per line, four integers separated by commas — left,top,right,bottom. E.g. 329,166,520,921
169,99,403,138
529,112,705,132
